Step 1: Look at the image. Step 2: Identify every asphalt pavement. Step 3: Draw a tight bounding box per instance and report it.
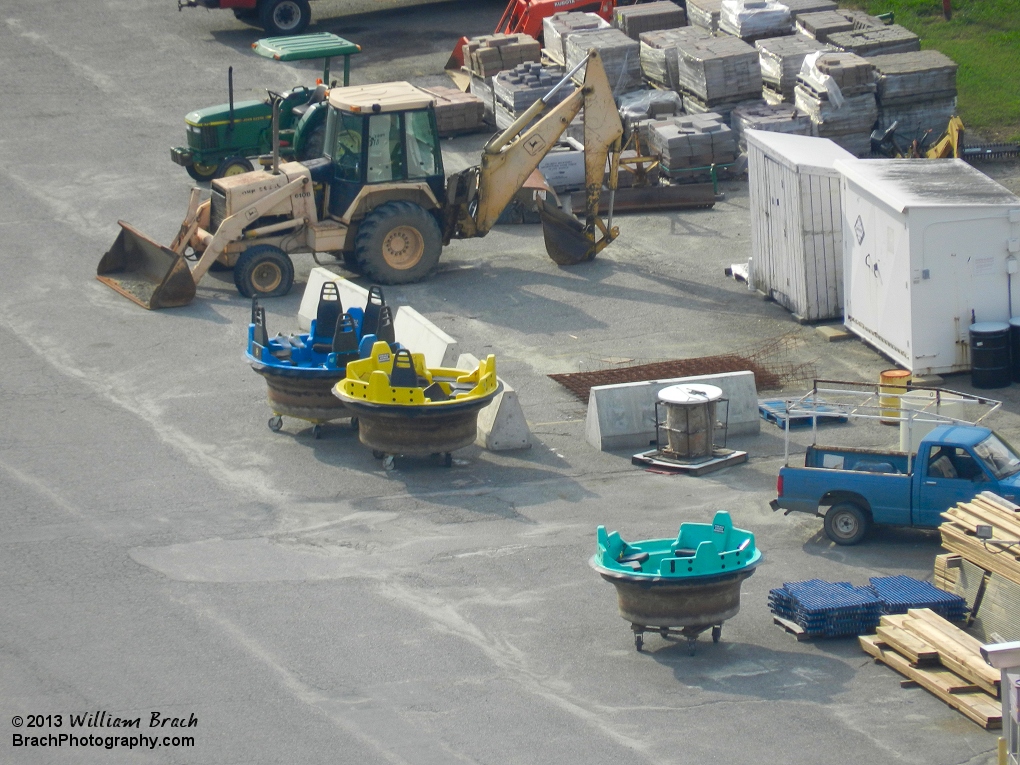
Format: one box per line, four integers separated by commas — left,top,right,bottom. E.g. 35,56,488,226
2,2,1018,763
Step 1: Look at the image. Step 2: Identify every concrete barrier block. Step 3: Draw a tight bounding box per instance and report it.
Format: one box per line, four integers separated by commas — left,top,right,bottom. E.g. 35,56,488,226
585,370,759,451
457,353,532,451
298,267,369,331
395,306,459,368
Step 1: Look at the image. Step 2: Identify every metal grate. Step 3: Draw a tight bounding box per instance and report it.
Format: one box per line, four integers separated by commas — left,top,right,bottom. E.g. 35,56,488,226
868,575,967,620
769,579,883,637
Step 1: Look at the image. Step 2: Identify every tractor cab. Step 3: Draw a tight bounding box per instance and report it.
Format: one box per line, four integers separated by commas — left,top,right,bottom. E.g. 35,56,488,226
320,82,446,220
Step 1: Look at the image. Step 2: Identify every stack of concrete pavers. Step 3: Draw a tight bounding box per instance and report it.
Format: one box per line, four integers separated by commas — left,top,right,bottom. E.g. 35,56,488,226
639,26,713,89
649,113,738,181
794,51,877,155
618,88,684,144
838,9,891,29
869,50,958,140
674,35,763,122
543,12,610,66
757,34,830,101
426,87,486,136
462,33,542,124
828,24,920,57
719,0,792,42
492,62,570,130
613,1,686,40
795,10,854,42
687,0,724,33
731,102,811,150
780,0,837,19
565,28,642,94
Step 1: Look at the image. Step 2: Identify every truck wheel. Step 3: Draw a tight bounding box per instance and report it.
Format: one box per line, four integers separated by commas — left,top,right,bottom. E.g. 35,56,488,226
233,8,258,21
216,156,254,178
259,0,310,35
186,162,219,182
234,245,294,299
354,201,442,284
298,124,325,162
823,503,870,546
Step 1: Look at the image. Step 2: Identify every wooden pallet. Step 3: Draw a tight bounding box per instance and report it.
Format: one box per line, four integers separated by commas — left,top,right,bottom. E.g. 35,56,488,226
773,614,811,641
859,609,1002,729
933,553,961,592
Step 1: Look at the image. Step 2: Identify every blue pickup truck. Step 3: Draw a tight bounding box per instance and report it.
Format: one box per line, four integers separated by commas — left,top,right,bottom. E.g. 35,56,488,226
771,425,1020,545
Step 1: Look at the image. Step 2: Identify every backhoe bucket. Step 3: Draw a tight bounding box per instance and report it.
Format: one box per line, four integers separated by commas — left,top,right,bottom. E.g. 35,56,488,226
96,222,196,309
538,199,594,266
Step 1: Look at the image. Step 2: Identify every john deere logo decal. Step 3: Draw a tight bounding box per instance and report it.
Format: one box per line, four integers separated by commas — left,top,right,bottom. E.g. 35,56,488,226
524,136,546,156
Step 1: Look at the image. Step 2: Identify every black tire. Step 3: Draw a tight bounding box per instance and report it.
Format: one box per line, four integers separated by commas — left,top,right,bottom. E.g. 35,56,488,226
823,502,870,546
259,0,310,35
234,245,294,299
186,161,219,182
340,249,361,274
215,156,254,179
233,8,258,21
354,201,442,284
297,124,325,161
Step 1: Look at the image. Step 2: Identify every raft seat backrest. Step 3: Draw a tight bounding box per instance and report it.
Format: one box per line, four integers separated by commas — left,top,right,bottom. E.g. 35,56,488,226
362,286,385,338
313,282,342,344
376,305,396,345
389,349,419,388
332,313,359,360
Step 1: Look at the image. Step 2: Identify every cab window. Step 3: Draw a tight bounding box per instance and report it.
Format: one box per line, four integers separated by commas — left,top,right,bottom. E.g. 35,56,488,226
325,108,363,182
405,110,440,179
367,113,403,183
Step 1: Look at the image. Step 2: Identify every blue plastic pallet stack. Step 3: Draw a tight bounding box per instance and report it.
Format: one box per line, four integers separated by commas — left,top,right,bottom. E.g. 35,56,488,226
768,579,883,638
867,575,967,621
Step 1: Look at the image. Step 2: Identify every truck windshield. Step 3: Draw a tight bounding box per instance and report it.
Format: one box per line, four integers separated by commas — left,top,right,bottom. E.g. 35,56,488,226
972,434,1020,479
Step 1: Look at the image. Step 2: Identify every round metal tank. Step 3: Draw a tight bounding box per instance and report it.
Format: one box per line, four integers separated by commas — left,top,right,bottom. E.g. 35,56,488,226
970,322,1011,389
658,384,722,459
878,368,911,425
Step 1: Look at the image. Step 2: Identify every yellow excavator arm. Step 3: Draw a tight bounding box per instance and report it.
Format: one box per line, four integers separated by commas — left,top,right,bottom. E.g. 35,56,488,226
443,50,624,265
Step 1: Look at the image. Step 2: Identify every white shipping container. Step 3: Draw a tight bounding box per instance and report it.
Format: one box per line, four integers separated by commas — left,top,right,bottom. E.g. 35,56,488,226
835,158,1020,375
746,129,855,321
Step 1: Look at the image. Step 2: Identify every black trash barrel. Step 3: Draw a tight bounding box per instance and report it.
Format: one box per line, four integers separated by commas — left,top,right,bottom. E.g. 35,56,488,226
970,322,1011,389
1010,317,1020,382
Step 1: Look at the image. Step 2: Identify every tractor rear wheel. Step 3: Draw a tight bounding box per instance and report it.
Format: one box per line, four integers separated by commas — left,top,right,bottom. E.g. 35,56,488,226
353,201,442,284
259,0,310,35
234,245,294,299
298,124,325,162
216,156,254,178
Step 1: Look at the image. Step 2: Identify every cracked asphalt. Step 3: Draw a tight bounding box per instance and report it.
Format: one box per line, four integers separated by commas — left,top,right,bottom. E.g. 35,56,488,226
2,1,1018,763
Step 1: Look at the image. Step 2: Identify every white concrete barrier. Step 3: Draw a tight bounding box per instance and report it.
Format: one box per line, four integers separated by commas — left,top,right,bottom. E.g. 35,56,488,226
585,371,759,452
457,353,532,451
394,306,459,368
298,267,369,331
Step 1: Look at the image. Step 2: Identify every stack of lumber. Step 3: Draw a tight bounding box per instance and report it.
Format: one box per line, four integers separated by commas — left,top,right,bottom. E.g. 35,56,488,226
756,34,830,101
781,0,837,19
731,102,811,150
492,62,570,130
462,34,542,78
859,608,1002,729
719,0,792,42
828,25,921,57
687,0,724,33
613,1,686,41
869,50,958,140
425,87,486,137
648,113,738,180
565,28,643,93
933,553,961,593
674,35,763,120
639,27,713,89
543,12,610,66
939,491,1020,587
795,10,854,42
795,51,877,156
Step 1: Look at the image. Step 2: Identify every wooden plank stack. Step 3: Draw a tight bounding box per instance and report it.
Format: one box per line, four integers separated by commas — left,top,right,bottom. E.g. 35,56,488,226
859,608,1002,729
731,102,811,150
565,28,643,94
543,12,610,66
828,25,921,57
933,553,961,593
613,1,686,41
639,27,713,89
940,491,1020,587
795,10,854,42
687,0,723,33
869,50,958,140
673,35,763,119
424,87,486,137
756,34,830,101
719,0,792,42
795,51,877,156
461,33,542,78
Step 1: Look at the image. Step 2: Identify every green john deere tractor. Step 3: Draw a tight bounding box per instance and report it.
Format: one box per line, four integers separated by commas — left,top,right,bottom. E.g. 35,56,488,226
170,33,361,182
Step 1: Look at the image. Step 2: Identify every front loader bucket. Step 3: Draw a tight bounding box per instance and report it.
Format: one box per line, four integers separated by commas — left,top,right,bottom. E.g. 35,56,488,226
538,199,594,266
96,221,196,309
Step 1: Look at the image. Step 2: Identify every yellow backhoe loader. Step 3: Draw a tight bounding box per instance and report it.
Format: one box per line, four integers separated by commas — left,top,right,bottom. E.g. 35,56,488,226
97,51,623,309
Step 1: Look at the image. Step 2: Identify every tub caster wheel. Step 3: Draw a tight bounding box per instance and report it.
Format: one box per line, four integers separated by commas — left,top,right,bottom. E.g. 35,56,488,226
712,625,722,643
350,417,359,431
372,450,385,459
687,636,698,656
383,455,395,471
312,424,322,439
659,627,669,639
634,634,643,652
268,416,283,432
443,452,453,468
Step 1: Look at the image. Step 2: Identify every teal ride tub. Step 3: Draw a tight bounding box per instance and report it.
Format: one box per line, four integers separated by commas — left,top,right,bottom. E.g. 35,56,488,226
591,511,762,652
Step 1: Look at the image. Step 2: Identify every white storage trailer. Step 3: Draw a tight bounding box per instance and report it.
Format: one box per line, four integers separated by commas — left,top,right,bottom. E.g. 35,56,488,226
746,130,855,322
835,158,1020,376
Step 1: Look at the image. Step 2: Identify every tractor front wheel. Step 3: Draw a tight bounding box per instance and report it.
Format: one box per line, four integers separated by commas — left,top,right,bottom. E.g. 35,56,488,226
186,162,219,182
216,156,254,178
259,0,311,35
353,201,442,284
234,245,294,299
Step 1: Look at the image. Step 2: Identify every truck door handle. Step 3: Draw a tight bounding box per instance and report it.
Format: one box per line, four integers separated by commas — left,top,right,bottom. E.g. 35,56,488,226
924,480,937,486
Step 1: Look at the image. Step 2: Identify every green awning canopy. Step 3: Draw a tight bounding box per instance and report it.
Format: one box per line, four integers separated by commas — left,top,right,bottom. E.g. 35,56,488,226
252,32,361,61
